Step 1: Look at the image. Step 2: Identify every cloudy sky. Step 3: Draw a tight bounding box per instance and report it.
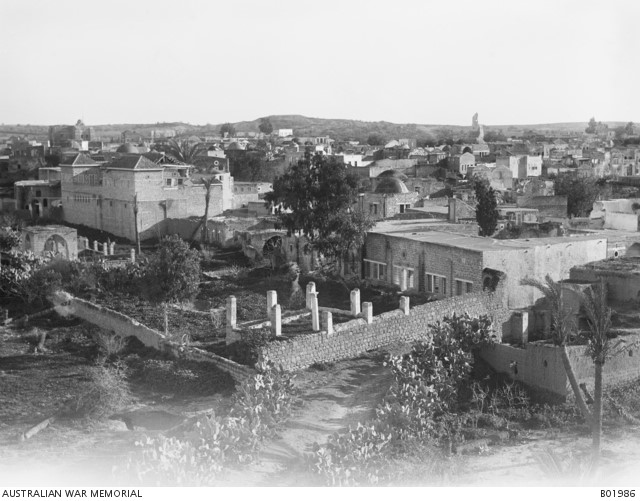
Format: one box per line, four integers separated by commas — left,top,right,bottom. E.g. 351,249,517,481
1,0,638,126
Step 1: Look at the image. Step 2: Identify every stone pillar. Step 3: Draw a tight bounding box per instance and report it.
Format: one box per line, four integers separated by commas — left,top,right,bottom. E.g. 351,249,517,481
130,248,136,263
399,296,410,315
362,302,373,324
267,290,277,320
93,240,99,252
110,242,116,255
306,282,316,310
322,310,333,334
225,296,237,345
310,292,320,331
350,289,361,316
272,304,282,337
103,242,108,256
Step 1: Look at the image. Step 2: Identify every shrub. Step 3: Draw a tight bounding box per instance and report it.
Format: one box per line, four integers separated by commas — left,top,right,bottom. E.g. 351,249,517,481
307,313,497,486
121,361,296,485
72,365,132,419
142,235,201,304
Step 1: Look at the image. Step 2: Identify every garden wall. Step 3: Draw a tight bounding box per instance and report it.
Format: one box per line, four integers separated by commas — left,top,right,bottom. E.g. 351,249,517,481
257,288,511,371
479,338,640,399
50,291,253,383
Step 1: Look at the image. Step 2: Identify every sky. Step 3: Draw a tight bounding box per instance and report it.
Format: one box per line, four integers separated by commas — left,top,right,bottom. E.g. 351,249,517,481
1,0,639,126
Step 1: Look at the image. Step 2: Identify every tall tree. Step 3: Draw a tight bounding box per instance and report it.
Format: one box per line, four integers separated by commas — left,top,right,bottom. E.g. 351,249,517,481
586,117,598,134
520,276,593,425
163,139,205,164
474,178,499,237
366,133,386,146
220,123,236,138
554,174,601,217
258,117,273,135
264,151,374,261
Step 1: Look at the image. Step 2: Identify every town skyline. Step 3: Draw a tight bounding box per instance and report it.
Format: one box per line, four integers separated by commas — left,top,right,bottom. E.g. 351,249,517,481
2,0,639,126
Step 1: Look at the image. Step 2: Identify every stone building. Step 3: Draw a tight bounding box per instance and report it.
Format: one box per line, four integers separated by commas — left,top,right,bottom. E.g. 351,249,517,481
448,152,475,177
48,120,93,147
59,152,234,241
363,220,607,308
497,154,542,179
360,171,420,220
21,225,78,259
14,180,61,219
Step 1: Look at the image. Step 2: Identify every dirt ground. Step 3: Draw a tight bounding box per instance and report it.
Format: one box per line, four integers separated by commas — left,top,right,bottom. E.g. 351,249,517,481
2,321,640,487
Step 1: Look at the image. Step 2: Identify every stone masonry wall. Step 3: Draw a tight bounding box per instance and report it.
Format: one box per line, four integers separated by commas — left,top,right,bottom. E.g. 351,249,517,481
258,288,510,371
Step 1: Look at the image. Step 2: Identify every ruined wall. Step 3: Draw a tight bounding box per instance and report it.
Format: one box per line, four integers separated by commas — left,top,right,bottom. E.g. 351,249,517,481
257,289,510,371
480,337,640,399
50,292,252,383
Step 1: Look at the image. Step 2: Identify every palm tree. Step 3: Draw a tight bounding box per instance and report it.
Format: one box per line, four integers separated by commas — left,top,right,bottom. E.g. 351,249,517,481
189,177,214,244
520,276,593,424
163,139,205,164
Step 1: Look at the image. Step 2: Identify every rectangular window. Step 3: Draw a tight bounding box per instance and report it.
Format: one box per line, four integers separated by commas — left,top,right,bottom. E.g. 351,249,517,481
166,179,173,186
455,279,473,296
364,259,387,281
425,273,447,295
370,203,378,215
393,265,415,290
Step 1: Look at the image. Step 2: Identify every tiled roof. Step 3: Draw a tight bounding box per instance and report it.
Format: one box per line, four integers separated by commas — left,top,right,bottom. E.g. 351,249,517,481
60,152,99,166
105,155,162,170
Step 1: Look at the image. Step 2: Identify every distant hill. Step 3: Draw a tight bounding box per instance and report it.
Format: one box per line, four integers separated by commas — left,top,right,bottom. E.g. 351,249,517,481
0,116,632,143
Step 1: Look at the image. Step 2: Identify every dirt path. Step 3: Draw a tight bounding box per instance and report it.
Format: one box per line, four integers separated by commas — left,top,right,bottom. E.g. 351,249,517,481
217,355,394,486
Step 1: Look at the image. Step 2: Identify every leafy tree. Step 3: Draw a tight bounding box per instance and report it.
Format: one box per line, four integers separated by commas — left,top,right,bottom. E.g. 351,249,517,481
0,227,21,251
483,129,507,142
143,235,201,305
366,133,386,146
258,117,273,135
624,121,635,135
474,178,499,237
586,117,598,134
264,151,374,261
220,123,236,138
163,139,205,164
554,174,601,217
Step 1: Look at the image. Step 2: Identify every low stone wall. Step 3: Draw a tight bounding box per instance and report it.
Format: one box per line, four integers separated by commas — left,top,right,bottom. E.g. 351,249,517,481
50,291,251,383
479,337,640,399
186,346,256,381
257,289,510,371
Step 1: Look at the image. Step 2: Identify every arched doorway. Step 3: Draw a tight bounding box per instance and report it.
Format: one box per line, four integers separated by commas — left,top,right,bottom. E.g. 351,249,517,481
44,234,69,258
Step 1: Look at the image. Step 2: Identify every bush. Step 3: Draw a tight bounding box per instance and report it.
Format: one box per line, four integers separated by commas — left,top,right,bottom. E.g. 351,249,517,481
121,361,296,485
307,313,497,486
71,365,132,420
142,235,201,304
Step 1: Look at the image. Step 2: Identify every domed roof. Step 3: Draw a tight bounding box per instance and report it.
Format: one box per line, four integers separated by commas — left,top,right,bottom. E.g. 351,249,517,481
116,143,139,154
226,142,241,150
375,177,409,194
377,169,408,181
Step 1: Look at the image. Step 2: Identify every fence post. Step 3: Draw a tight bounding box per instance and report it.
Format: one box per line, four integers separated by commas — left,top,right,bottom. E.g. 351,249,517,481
306,282,316,310
310,292,320,331
267,290,277,321
322,310,333,334
272,304,282,337
362,302,373,324
399,296,410,315
350,289,361,316
225,296,237,345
